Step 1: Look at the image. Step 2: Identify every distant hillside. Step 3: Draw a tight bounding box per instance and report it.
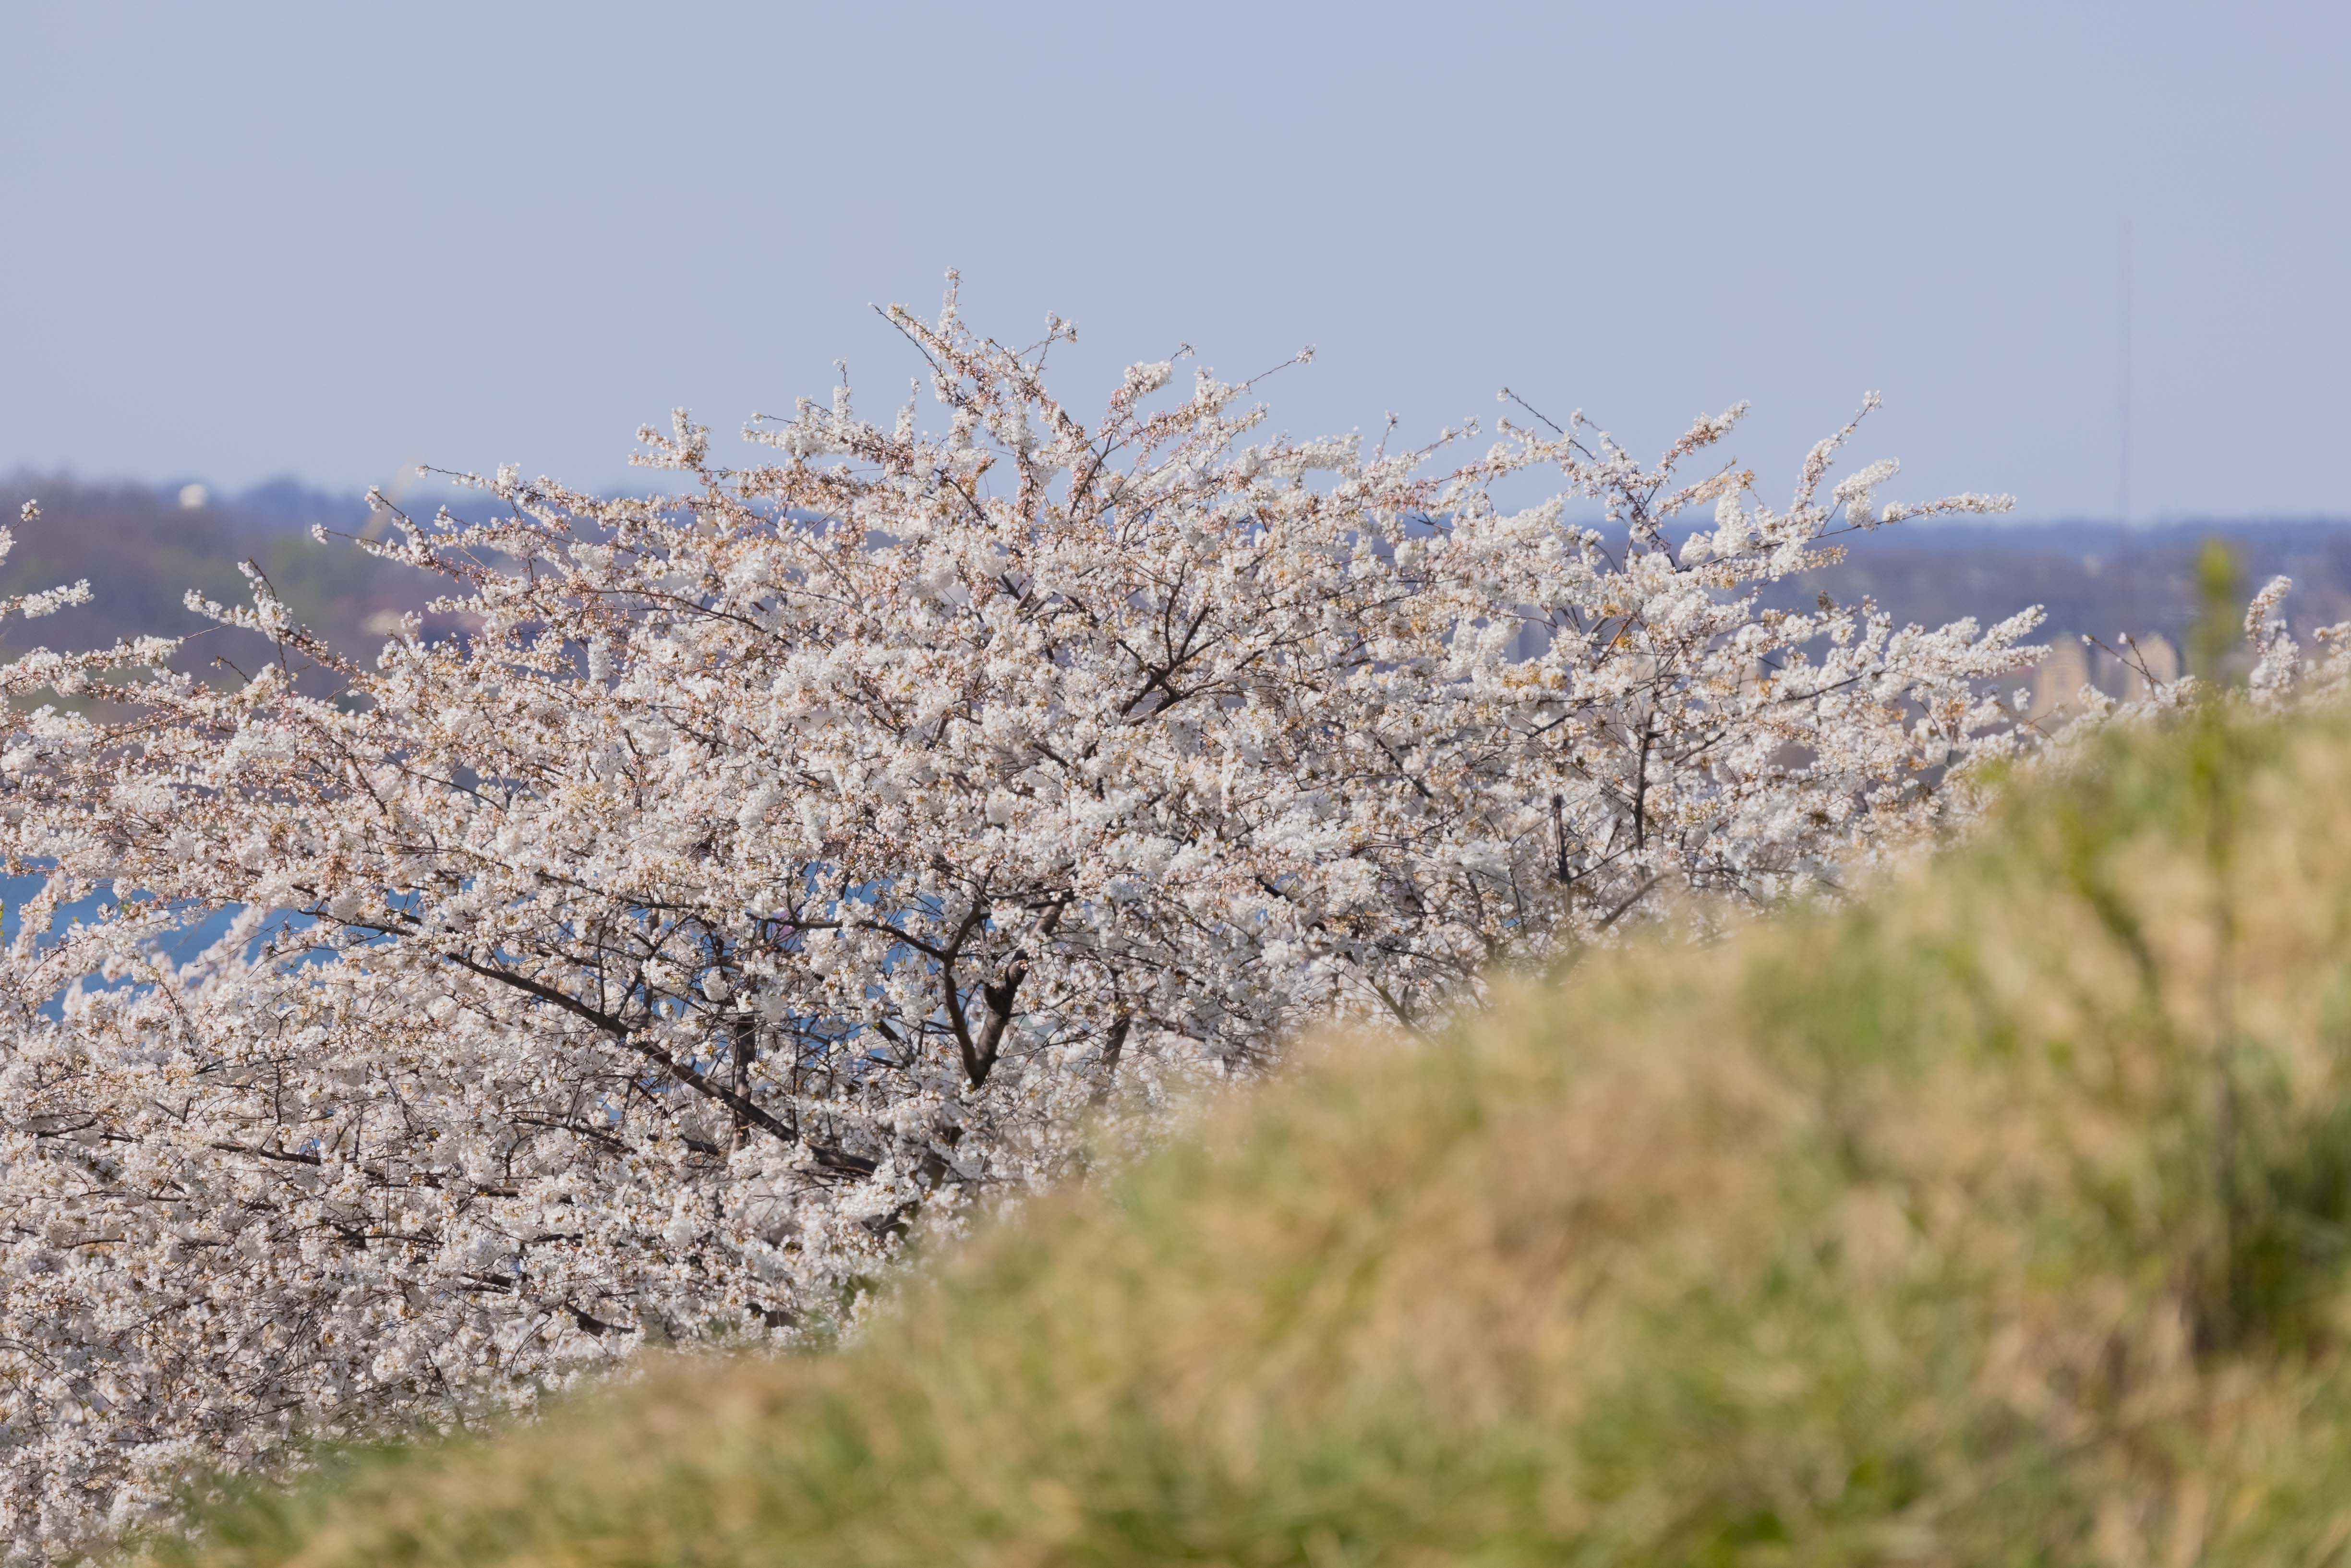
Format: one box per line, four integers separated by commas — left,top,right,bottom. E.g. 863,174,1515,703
6,477,2346,701
1767,518,2351,649
0,476,442,688
1752,519,2351,715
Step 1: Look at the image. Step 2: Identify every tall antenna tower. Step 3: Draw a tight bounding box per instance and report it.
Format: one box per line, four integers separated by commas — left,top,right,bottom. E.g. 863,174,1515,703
2118,219,2132,524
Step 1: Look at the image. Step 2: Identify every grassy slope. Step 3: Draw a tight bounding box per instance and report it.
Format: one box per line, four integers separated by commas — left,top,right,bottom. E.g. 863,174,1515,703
138,707,2351,1566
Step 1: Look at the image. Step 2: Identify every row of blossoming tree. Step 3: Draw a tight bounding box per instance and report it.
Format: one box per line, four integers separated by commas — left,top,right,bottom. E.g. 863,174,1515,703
2,283,2340,1554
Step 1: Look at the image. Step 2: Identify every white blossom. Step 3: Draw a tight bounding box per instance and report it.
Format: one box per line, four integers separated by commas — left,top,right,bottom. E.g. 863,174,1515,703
0,291,2122,1554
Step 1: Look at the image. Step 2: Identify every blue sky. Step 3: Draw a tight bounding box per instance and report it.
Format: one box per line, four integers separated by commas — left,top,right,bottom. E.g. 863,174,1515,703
3,1,2345,520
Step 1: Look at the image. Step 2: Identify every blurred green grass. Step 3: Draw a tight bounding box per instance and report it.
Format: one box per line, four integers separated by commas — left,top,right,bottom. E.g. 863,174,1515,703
134,701,2351,1566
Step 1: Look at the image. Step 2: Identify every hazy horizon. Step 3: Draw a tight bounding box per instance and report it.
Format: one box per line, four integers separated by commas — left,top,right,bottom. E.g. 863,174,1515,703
14,468,2351,536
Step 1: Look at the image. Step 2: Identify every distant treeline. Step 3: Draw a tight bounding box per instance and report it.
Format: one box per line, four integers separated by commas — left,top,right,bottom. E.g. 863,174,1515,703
0,475,441,688
1766,519,2351,653
5,474,2348,694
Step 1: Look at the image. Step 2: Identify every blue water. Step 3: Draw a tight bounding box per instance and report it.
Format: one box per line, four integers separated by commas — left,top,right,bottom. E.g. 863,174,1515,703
0,869,315,1016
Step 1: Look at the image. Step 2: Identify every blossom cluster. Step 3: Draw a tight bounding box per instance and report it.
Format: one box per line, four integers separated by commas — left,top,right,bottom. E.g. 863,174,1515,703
0,289,2087,1552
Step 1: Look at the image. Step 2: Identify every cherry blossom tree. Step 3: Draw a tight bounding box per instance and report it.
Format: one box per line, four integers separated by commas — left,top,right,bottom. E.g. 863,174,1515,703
0,284,2059,1552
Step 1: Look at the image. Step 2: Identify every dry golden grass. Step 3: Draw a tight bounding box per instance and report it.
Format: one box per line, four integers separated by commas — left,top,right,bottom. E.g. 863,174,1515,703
135,703,2351,1566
